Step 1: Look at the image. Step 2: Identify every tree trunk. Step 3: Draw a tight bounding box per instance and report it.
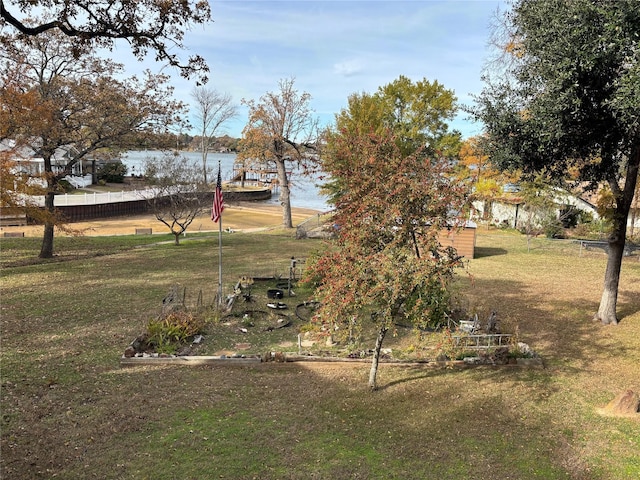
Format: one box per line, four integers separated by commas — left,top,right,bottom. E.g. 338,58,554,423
596,240,624,325
201,138,208,184
594,146,640,325
173,232,181,245
39,190,56,259
275,158,293,228
368,326,388,390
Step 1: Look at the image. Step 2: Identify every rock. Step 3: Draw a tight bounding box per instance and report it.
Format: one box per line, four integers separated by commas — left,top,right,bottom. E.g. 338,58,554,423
463,356,483,365
517,342,536,357
131,333,151,353
192,334,204,345
123,346,136,358
491,346,510,364
600,390,640,417
176,346,192,356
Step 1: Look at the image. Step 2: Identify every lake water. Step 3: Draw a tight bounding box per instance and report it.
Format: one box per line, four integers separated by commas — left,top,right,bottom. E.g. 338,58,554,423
122,150,329,211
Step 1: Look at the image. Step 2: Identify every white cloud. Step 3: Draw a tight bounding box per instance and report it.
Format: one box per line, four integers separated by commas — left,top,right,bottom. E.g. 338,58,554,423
102,0,507,139
333,59,365,77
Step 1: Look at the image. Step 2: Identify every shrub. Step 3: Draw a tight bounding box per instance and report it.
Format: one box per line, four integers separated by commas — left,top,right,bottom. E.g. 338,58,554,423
576,209,594,225
432,328,460,360
56,179,74,193
147,311,207,353
543,219,565,239
97,160,128,183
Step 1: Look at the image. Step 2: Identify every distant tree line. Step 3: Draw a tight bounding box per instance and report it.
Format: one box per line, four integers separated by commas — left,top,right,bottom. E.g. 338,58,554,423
127,132,240,152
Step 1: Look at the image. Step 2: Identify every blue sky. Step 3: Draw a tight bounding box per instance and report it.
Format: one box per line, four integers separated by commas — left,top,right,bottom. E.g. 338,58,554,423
112,0,506,139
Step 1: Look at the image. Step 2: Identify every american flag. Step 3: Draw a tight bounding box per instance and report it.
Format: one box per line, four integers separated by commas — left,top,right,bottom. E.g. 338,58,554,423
211,163,224,223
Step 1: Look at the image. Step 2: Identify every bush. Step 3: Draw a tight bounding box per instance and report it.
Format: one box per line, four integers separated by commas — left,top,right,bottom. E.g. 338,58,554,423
147,311,207,354
97,160,128,183
56,179,74,193
572,218,611,240
543,220,565,239
576,209,594,225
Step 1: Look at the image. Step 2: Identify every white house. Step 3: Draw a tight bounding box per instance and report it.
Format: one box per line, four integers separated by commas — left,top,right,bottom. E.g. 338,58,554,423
1,140,92,188
472,186,640,233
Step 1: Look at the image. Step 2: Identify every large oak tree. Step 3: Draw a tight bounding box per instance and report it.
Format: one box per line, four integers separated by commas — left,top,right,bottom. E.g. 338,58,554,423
323,76,461,205
1,30,186,258
471,0,639,325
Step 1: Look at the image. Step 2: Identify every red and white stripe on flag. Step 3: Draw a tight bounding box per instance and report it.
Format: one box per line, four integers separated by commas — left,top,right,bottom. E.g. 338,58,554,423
211,166,224,223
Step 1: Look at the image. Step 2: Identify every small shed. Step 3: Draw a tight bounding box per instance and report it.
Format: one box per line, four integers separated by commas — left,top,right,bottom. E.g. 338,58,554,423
438,220,477,259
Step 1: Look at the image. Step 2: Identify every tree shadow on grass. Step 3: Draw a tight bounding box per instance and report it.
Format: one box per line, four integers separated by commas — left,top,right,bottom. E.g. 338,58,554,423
617,288,640,323
473,246,508,258
376,366,455,391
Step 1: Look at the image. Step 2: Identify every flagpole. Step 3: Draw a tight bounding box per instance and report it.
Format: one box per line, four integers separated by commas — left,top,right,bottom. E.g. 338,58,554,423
218,207,223,306
212,160,225,307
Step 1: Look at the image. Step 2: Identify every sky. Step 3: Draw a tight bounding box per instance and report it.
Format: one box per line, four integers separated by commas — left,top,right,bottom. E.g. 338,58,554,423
110,0,506,140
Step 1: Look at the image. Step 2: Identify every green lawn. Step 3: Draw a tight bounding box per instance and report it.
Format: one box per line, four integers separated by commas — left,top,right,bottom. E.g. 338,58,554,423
1,230,639,479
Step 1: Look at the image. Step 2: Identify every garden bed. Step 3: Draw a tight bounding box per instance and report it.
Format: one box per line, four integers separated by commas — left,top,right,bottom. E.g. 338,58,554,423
123,278,543,369
120,352,544,368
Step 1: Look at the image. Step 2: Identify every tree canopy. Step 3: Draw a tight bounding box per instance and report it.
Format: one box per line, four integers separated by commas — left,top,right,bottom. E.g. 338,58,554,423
377,75,461,157
324,76,461,205
0,0,211,82
471,0,640,324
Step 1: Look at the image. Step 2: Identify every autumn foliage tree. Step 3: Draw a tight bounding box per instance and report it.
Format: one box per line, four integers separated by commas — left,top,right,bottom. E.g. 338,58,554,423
0,30,186,258
305,127,468,390
457,135,503,220
377,75,461,157
0,67,46,221
0,152,45,224
238,78,319,228
323,76,461,205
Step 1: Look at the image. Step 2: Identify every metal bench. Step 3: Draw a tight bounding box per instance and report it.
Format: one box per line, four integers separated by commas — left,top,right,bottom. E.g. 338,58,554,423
578,240,638,256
